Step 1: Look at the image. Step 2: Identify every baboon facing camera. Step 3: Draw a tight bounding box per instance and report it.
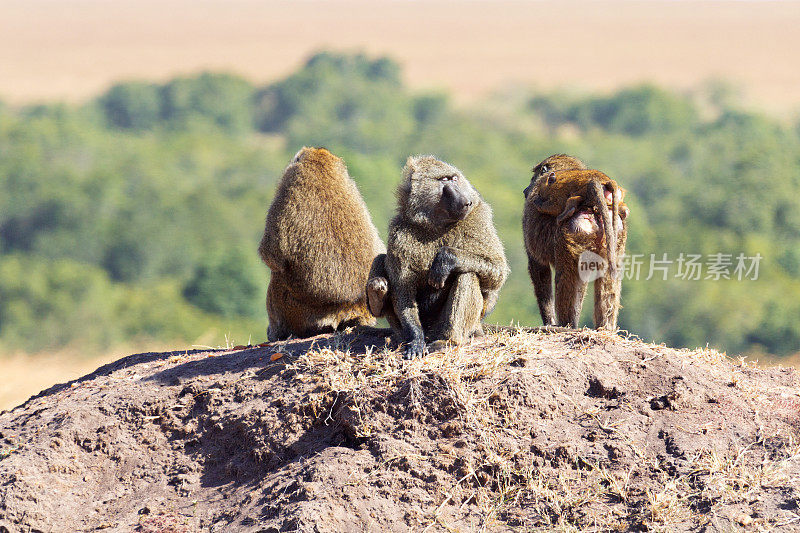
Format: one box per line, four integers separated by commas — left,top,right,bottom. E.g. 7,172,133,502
367,156,509,358
258,147,385,341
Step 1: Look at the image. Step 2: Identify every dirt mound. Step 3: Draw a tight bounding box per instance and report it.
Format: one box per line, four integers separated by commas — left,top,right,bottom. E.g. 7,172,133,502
1,328,799,532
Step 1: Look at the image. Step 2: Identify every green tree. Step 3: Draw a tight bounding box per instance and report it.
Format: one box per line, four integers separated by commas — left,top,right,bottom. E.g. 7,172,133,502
183,248,263,318
100,82,161,130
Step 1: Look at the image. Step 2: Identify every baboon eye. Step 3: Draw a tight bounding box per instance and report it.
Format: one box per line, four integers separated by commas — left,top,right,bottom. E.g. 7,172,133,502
541,164,549,173
439,174,457,181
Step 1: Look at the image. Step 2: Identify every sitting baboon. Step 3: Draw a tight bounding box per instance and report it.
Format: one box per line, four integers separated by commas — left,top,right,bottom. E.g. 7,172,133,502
523,155,629,330
258,147,385,341
366,156,508,358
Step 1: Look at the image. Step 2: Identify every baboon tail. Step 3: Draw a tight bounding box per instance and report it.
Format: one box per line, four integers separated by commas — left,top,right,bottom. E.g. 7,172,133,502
589,179,618,279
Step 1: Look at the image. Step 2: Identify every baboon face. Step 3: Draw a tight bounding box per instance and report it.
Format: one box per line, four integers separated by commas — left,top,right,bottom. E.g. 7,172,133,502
400,156,480,228
524,154,587,199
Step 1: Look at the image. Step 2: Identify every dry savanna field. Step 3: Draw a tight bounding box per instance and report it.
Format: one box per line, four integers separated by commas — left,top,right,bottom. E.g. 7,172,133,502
1,0,800,112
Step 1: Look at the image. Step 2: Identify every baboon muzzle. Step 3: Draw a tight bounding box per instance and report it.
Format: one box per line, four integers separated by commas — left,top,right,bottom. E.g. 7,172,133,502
441,183,473,220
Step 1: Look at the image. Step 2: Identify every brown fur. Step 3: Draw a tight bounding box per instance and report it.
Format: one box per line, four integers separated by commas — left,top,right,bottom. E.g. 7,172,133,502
522,155,629,330
366,156,508,358
526,154,629,225
258,147,385,341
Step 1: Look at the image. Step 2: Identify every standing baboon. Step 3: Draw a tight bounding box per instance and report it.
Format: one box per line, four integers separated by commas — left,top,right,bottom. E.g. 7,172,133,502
366,156,509,358
258,147,385,341
523,155,629,330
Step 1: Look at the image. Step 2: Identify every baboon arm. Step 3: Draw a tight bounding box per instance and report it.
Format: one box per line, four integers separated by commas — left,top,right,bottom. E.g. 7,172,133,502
258,230,285,274
430,246,508,292
534,202,562,217
368,253,388,279
556,196,581,225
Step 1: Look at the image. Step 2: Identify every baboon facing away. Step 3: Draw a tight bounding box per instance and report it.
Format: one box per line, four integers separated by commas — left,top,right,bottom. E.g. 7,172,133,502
367,156,509,358
523,155,629,330
259,147,385,341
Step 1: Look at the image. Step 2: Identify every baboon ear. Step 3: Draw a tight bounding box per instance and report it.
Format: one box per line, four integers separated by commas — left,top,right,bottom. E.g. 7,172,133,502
404,156,420,178
291,147,306,163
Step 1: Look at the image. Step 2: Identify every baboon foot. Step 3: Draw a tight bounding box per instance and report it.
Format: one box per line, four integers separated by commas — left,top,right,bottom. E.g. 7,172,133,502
366,277,389,317
267,322,290,342
428,339,456,352
403,338,427,360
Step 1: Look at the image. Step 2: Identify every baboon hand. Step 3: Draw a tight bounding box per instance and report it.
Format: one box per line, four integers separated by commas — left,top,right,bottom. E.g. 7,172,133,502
403,337,427,359
429,246,458,289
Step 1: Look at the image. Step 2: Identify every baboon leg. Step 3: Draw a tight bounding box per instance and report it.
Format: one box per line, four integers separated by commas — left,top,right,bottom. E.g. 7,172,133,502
593,274,621,330
528,258,556,326
430,273,483,345
554,268,587,328
366,254,391,318
266,282,291,341
267,278,346,340
336,302,377,330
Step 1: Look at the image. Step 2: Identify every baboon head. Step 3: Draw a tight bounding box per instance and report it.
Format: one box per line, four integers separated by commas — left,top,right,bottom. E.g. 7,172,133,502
524,154,587,199
285,146,347,182
397,155,480,229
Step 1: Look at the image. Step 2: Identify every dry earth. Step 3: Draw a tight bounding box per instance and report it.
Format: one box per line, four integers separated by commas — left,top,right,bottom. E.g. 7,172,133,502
1,1,800,113
1,327,799,532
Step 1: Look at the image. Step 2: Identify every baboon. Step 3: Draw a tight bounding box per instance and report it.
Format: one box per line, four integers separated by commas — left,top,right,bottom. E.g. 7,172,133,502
526,154,629,235
366,156,508,358
258,147,385,341
523,153,588,199
523,155,629,330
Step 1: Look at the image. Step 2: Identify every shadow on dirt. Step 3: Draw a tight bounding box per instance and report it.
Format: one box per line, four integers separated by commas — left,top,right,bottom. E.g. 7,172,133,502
146,327,395,385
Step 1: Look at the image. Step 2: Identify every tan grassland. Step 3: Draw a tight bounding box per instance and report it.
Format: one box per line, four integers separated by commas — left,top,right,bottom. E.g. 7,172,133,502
1,0,799,113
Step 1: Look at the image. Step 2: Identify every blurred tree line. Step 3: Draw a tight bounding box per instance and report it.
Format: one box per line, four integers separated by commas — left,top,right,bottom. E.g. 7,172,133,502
1,52,799,357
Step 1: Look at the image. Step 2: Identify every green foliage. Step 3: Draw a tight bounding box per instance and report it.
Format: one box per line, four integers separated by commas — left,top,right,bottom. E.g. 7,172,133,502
1,52,799,358
99,73,255,133
160,73,255,133
0,255,212,352
255,52,414,154
183,248,263,318
100,82,161,130
531,84,698,135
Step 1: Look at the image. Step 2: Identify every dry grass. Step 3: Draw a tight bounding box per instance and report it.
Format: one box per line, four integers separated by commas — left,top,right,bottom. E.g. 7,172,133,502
1,1,800,113
268,328,800,531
